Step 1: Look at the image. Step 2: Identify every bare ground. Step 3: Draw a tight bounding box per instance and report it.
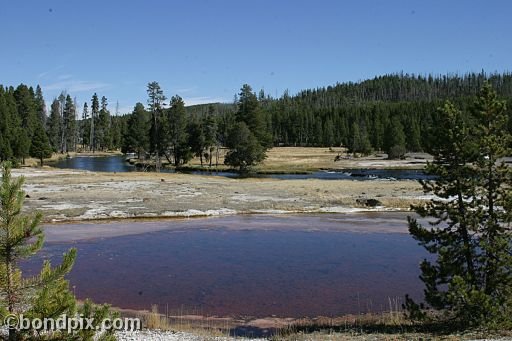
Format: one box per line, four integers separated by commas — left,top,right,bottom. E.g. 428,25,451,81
15,167,425,223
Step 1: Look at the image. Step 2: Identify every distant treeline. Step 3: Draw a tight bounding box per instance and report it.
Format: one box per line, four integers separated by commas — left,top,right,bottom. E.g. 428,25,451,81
188,72,512,156
1,72,511,166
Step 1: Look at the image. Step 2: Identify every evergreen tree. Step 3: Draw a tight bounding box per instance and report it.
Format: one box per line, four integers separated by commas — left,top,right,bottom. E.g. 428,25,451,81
90,93,100,152
81,102,90,150
203,105,218,167
62,95,76,153
167,95,190,167
406,117,422,152
188,118,206,166
236,84,272,148
34,85,46,127
323,118,335,146
350,121,372,155
147,82,166,171
406,84,512,328
47,99,61,152
385,116,407,159
123,103,149,159
97,96,111,150
314,120,323,146
0,163,76,340
13,85,37,137
0,88,14,161
30,122,52,166
224,122,266,172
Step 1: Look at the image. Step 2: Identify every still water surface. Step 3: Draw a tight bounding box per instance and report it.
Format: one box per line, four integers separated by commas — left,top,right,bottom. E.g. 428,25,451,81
24,213,426,317
52,155,433,180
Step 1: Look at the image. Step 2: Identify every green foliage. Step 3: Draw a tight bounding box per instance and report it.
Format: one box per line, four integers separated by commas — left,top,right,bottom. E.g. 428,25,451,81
187,118,206,166
236,84,272,148
90,93,100,152
0,163,119,340
384,116,406,159
62,95,77,153
349,121,372,155
74,299,118,341
30,122,52,166
122,103,149,159
0,163,76,339
224,122,266,172
167,95,191,167
95,96,111,151
406,84,512,329
147,82,167,170
47,99,61,152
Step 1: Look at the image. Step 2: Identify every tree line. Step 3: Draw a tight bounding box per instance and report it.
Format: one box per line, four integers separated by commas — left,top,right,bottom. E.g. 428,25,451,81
0,85,125,165
1,71,511,169
121,82,269,172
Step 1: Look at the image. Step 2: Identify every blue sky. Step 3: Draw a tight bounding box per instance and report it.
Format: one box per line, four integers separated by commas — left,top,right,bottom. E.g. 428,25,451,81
0,0,510,114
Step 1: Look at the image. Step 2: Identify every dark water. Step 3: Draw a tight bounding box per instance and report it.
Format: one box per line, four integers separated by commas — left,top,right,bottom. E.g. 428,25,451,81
23,213,426,318
51,155,138,173
52,155,433,180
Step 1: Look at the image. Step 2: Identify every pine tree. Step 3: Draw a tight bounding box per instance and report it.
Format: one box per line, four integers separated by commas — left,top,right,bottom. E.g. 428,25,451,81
90,93,100,152
0,163,77,340
406,84,512,328
203,105,218,167
34,85,46,127
81,102,90,150
350,121,372,155
236,84,272,148
0,88,14,161
385,116,407,159
147,82,166,171
224,122,266,172
62,95,76,153
123,103,149,159
30,122,52,166
188,118,205,166
323,118,335,146
97,96,111,150
13,85,36,164
167,95,190,167
47,99,61,152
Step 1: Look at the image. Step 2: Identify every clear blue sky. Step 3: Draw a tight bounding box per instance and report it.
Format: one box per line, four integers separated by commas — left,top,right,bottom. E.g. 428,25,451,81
1,0,510,114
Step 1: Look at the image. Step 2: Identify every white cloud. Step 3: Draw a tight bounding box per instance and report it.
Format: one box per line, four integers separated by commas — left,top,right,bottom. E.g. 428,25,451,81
183,96,228,106
42,80,110,93
173,86,197,94
57,74,73,80
37,65,65,79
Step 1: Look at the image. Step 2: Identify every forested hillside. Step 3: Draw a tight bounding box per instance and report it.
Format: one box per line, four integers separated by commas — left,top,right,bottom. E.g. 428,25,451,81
1,72,511,166
186,72,512,156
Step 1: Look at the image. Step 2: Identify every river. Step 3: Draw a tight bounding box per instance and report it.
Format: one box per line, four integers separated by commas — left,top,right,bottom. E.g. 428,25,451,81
51,155,433,180
22,212,426,318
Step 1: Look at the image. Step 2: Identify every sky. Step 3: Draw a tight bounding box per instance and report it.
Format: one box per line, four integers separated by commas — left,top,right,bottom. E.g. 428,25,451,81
0,0,511,114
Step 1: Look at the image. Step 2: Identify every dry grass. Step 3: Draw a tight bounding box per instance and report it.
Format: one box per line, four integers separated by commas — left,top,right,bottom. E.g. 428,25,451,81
175,147,429,172
135,304,231,338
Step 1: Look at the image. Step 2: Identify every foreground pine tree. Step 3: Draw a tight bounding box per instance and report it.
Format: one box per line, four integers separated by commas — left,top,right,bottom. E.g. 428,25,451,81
0,162,76,340
406,84,512,328
0,163,118,340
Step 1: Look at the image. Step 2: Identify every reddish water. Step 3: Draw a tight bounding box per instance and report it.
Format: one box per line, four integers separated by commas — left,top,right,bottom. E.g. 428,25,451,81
23,213,426,318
